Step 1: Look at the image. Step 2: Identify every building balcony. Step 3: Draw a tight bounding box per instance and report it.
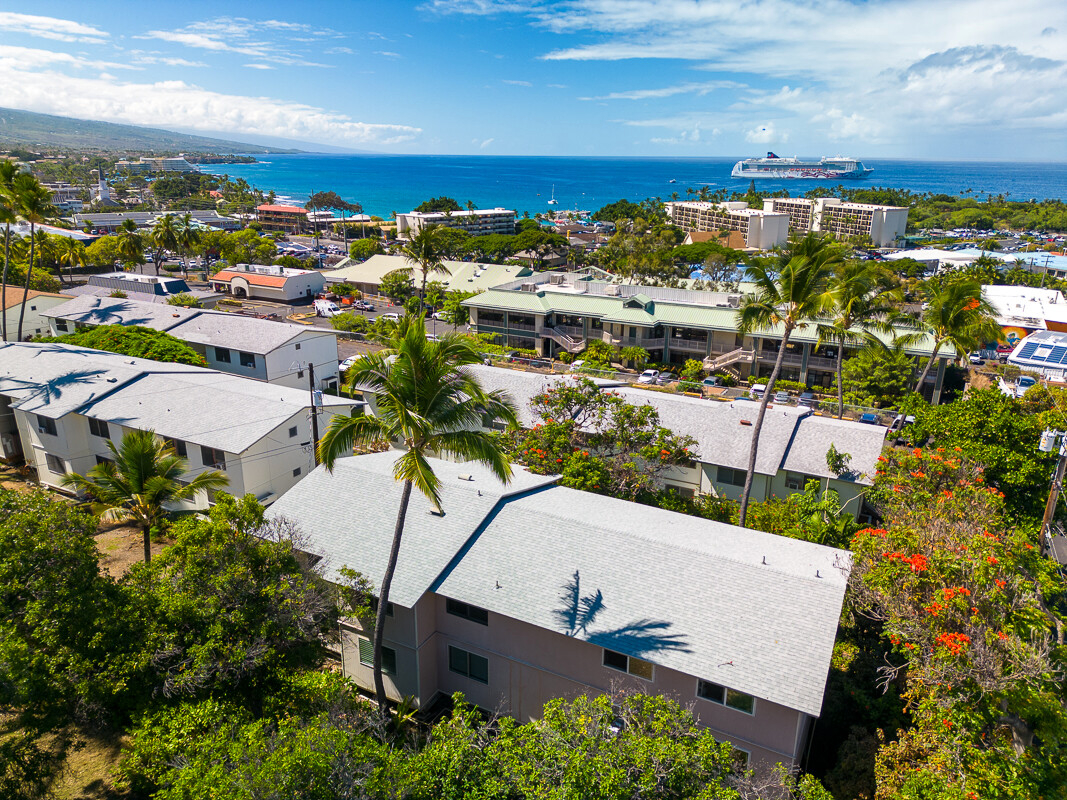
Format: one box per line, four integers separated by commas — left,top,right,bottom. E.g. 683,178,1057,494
507,320,537,332
669,337,709,352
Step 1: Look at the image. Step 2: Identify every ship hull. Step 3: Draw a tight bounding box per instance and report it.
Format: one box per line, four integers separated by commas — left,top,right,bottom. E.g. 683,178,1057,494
731,165,873,179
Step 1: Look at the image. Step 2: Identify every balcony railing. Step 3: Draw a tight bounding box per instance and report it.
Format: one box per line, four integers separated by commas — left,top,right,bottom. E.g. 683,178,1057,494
669,337,709,352
507,320,537,331
757,351,838,371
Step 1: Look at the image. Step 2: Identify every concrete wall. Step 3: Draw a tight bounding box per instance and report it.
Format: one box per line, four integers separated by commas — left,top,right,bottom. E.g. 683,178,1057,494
338,591,808,768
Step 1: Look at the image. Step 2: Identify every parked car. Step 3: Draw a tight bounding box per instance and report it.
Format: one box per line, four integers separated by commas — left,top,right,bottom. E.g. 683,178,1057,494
430,310,448,321
379,312,400,323
890,413,916,432
656,372,677,385
859,412,879,425
750,383,767,399
773,390,790,404
352,300,374,311
314,299,342,318
702,376,721,388
637,369,660,384
996,344,1014,359
338,356,358,372
968,352,985,365
797,391,816,408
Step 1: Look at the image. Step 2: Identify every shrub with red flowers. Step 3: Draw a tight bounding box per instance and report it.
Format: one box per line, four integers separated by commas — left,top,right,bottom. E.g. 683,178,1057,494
851,447,1067,798
502,377,696,500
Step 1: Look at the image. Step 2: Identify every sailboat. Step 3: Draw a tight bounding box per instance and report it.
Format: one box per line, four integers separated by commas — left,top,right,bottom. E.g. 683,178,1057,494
547,184,558,205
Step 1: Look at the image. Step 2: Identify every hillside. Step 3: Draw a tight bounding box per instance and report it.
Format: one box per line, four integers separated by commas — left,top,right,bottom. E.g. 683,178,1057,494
0,107,301,154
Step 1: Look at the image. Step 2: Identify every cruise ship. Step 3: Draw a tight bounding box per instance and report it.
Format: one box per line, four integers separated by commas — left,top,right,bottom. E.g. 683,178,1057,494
731,153,873,180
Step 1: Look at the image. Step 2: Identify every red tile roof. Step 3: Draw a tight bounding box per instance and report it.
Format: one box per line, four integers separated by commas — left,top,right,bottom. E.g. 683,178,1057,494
256,204,307,214
212,270,290,288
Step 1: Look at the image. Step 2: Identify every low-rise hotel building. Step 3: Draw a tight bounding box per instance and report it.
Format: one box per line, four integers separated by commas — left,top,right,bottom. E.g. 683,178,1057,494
255,204,310,234
761,197,908,247
463,271,952,403
114,157,199,174
396,207,516,239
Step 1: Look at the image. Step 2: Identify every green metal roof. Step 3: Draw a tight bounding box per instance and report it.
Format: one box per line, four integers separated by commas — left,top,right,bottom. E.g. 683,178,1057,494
464,289,940,356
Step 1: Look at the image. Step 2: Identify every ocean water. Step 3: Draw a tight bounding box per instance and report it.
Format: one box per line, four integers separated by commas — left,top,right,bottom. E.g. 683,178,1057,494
199,154,1067,219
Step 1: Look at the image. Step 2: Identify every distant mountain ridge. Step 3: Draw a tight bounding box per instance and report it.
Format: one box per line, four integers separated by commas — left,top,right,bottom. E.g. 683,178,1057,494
0,108,303,154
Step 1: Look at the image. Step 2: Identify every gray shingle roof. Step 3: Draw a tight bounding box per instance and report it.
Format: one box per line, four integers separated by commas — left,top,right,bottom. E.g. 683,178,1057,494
459,365,885,483
46,296,324,354
61,285,222,305
266,452,559,605
268,453,850,716
0,343,358,450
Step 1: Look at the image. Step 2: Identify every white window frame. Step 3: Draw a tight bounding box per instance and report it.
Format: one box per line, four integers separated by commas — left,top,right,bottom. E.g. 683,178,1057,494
44,453,66,474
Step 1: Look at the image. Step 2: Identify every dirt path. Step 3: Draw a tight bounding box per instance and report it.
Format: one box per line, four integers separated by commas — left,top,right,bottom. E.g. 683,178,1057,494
93,524,171,578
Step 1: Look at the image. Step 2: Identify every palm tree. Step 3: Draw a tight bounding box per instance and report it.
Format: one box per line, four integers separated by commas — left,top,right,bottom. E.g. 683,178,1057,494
175,213,201,278
817,261,902,418
14,173,56,342
0,160,18,342
56,236,86,285
398,223,452,303
736,234,839,526
61,428,228,564
909,280,1000,392
117,218,146,273
318,315,518,716
33,229,59,286
148,214,180,275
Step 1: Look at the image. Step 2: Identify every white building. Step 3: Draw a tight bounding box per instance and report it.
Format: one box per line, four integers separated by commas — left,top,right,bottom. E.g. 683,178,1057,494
0,343,361,507
761,197,908,247
115,156,199,174
0,285,69,342
60,272,223,307
665,202,790,250
45,296,341,391
211,263,327,303
43,182,84,213
396,207,516,239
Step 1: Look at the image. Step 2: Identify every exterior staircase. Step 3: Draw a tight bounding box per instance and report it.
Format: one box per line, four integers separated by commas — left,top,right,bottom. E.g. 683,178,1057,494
541,326,587,354
703,348,755,372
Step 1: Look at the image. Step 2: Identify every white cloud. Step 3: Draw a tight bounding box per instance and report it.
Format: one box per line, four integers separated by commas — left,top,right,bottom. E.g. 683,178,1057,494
374,51,402,58
479,137,495,148
326,46,355,55
580,80,745,101
0,12,108,43
420,0,539,15
130,54,208,68
502,79,532,86
140,17,339,67
243,63,274,70
0,45,137,72
0,63,421,147
745,124,788,144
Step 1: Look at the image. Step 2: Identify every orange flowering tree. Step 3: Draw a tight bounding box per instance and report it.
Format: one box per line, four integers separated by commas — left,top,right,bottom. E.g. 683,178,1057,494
850,446,1067,799
503,377,697,500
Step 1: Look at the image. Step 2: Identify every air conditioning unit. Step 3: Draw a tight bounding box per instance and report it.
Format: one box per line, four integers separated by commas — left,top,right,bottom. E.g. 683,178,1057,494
727,295,741,308
520,282,537,292
549,273,565,285
605,284,621,296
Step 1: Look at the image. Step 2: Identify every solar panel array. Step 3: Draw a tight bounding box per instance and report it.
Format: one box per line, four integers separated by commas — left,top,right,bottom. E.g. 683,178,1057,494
1014,341,1067,366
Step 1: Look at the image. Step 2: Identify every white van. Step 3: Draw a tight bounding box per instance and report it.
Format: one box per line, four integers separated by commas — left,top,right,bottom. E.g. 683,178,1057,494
750,383,767,400
314,299,342,318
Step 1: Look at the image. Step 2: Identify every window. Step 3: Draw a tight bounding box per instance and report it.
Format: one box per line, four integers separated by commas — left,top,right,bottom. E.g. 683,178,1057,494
697,680,755,714
164,437,187,457
44,453,65,473
288,426,298,438
785,473,814,491
55,319,68,332
357,637,396,675
717,466,746,487
603,649,654,680
88,417,110,439
214,346,232,363
239,351,256,368
370,597,394,617
295,342,301,350
95,455,112,466
446,598,489,625
201,446,226,470
297,370,304,379
448,645,489,684
292,467,301,477
36,415,57,436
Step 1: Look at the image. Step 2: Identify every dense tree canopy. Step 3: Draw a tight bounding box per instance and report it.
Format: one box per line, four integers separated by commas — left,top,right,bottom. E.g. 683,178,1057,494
413,196,461,213
40,324,207,366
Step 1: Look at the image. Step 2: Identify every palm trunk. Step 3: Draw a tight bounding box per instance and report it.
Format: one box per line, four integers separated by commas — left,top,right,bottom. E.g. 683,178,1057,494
372,479,412,719
2,223,10,342
17,222,35,342
143,522,152,564
835,341,845,419
915,343,942,397
739,326,793,527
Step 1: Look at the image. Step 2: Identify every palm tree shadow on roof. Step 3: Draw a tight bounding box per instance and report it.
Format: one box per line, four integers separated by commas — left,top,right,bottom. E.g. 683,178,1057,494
553,569,692,658
2,367,109,408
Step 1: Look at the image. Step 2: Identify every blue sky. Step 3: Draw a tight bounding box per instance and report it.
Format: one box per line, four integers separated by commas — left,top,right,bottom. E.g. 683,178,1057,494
1,1,1065,159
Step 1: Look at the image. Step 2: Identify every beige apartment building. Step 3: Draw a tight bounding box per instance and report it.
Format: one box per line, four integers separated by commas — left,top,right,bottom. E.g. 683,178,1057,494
761,197,908,247
396,207,516,238
666,201,790,250
268,452,851,770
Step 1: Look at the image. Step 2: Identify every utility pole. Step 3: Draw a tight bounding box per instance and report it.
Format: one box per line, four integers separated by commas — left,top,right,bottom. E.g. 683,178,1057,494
308,362,320,466
1039,429,1067,557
